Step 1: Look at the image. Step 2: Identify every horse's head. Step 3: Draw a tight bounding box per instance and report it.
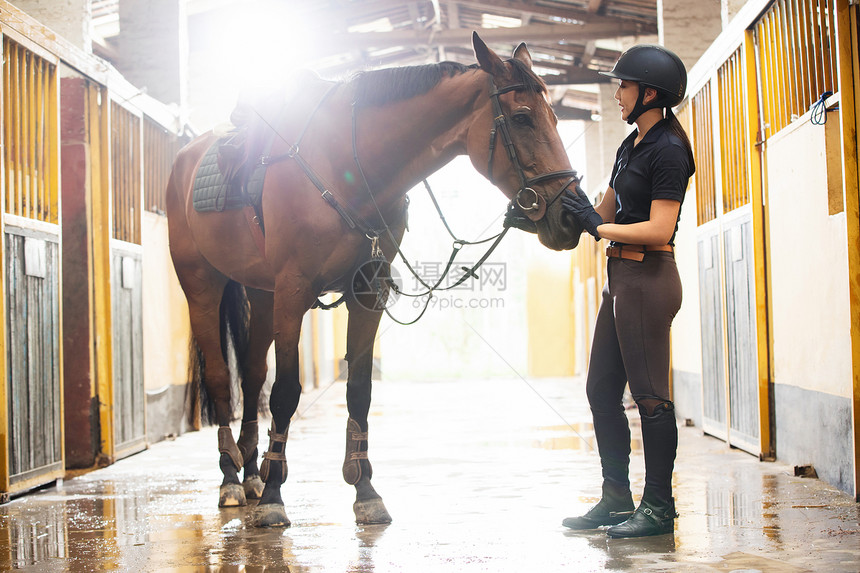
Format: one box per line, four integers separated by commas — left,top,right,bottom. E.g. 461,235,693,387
467,32,583,251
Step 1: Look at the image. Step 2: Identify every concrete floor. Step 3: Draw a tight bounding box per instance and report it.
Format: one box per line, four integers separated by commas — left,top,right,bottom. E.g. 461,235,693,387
2,377,858,572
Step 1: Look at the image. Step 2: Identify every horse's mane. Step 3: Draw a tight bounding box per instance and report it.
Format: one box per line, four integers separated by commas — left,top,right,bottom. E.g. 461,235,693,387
351,58,546,108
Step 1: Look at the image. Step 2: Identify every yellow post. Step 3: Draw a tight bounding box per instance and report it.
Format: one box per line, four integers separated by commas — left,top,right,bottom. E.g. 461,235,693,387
835,0,860,501
47,46,66,473
0,54,8,496
90,84,115,463
744,30,774,460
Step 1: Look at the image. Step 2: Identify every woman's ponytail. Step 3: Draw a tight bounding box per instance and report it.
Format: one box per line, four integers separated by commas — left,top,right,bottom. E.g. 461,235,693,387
665,107,695,171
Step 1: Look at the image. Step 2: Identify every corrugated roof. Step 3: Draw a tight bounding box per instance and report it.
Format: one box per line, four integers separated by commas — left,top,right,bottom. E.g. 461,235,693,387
94,0,658,118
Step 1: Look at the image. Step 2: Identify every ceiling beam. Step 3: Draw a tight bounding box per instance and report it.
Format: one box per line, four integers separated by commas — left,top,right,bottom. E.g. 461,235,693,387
587,0,606,13
544,66,609,85
323,21,645,54
580,40,597,66
454,0,645,29
554,105,593,121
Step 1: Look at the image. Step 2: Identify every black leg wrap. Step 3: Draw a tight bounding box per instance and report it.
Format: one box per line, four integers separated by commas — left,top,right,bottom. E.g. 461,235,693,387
343,418,372,485
218,426,243,471
236,420,259,465
260,422,289,484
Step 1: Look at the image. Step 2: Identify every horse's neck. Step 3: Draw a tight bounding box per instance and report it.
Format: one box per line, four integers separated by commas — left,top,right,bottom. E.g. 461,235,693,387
355,72,487,199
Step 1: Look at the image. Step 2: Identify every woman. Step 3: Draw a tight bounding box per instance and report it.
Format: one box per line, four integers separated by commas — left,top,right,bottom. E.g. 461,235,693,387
560,44,695,538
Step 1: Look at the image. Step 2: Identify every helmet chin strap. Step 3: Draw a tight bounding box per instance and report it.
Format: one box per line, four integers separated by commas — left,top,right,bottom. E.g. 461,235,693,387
626,84,665,125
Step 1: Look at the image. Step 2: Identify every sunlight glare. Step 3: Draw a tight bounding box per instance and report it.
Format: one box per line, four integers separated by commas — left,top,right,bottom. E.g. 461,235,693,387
212,1,314,99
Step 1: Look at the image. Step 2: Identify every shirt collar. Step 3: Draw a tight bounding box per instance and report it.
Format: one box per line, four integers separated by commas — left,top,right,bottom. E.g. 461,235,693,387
623,118,670,149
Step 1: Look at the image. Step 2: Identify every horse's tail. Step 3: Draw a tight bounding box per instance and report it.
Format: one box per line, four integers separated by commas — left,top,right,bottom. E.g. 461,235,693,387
184,337,205,430
184,280,251,427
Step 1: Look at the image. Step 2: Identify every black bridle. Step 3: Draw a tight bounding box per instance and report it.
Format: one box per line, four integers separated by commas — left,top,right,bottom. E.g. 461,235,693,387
487,79,579,224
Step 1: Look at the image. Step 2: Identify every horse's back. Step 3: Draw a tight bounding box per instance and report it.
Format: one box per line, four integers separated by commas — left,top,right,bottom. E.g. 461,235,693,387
166,71,345,290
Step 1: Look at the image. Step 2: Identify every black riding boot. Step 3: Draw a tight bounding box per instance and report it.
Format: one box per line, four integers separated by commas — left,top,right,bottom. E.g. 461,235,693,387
563,409,634,530
562,480,634,529
607,403,678,538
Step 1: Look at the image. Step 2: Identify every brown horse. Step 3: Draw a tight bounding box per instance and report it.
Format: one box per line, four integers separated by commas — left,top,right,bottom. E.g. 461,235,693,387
166,32,582,527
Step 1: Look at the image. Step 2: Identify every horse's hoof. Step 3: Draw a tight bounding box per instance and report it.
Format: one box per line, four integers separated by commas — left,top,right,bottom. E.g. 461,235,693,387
243,475,265,499
252,503,291,527
354,498,392,524
219,483,247,507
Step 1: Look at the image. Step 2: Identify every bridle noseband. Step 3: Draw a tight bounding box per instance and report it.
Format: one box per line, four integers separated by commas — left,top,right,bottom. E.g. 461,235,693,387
487,78,579,224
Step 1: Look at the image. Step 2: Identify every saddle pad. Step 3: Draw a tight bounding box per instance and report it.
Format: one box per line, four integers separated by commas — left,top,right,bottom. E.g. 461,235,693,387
192,140,267,213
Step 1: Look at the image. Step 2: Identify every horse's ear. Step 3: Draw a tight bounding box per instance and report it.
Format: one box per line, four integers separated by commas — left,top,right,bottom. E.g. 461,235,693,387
473,31,506,76
512,42,533,69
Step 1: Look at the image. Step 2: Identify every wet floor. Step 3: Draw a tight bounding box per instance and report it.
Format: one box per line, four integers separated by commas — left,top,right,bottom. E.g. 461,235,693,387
2,377,858,572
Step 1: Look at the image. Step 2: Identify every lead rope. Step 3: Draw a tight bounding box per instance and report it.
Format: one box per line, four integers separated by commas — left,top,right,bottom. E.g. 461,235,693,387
350,103,512,325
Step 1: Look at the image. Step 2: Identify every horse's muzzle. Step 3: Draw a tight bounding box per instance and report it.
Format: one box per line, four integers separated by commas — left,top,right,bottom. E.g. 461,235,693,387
503,201,538,233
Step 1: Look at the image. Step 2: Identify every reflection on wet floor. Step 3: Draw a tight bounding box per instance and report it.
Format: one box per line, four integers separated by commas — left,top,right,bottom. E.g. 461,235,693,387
1,378,858,572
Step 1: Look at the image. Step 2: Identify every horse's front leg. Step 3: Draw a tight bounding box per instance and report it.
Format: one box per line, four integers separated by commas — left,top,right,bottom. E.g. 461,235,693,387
343,301,392,524
252,287,311,528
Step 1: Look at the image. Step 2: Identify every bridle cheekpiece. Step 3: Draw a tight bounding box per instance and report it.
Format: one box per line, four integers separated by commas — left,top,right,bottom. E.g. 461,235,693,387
487,75,579,229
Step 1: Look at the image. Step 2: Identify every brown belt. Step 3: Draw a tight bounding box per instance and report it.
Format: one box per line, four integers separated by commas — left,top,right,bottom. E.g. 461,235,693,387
606,244,673,262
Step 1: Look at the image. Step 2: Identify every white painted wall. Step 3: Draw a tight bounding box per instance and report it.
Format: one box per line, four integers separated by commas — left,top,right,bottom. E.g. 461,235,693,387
378,155,531,380
670,189,703,376
378,122,583,381
142,212,190,393
765,117,852,399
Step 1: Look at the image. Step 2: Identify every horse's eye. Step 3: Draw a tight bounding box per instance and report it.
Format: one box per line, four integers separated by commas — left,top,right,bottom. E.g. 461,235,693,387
512,111,532,126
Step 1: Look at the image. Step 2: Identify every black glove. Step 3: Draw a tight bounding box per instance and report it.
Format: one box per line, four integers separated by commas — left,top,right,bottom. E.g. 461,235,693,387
561,185,603,241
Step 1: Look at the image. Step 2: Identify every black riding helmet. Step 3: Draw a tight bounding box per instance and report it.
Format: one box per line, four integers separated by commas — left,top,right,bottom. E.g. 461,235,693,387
599,44,687,124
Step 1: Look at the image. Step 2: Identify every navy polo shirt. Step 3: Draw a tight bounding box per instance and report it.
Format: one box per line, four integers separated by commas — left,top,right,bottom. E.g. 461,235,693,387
609,119,695,245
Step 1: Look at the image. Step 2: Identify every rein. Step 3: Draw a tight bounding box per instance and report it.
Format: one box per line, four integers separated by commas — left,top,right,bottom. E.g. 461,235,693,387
350,103,512,326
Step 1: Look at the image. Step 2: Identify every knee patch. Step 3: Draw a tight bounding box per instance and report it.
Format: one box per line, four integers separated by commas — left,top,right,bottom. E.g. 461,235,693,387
636,398,674,418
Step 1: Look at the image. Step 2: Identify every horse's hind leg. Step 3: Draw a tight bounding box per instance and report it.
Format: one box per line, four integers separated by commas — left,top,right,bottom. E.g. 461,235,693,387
343,302,392,524
235,287,274,500
177,264,247,507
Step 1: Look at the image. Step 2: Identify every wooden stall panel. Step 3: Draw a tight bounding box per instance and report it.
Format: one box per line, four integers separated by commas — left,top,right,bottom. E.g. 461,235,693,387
710,45,762,455
692,82,716,226
5,225,61,485
723,212,760,452
756,0,839,137
109,102,145,458
718,47,751,213
2,38,58,223
110,244,144,456
110,102,141,245
143,116,180,215
1,37,63,493
697,230,727,440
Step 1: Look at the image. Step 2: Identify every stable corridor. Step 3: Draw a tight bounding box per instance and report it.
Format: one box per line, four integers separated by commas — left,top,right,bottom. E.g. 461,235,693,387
2,377,858,572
